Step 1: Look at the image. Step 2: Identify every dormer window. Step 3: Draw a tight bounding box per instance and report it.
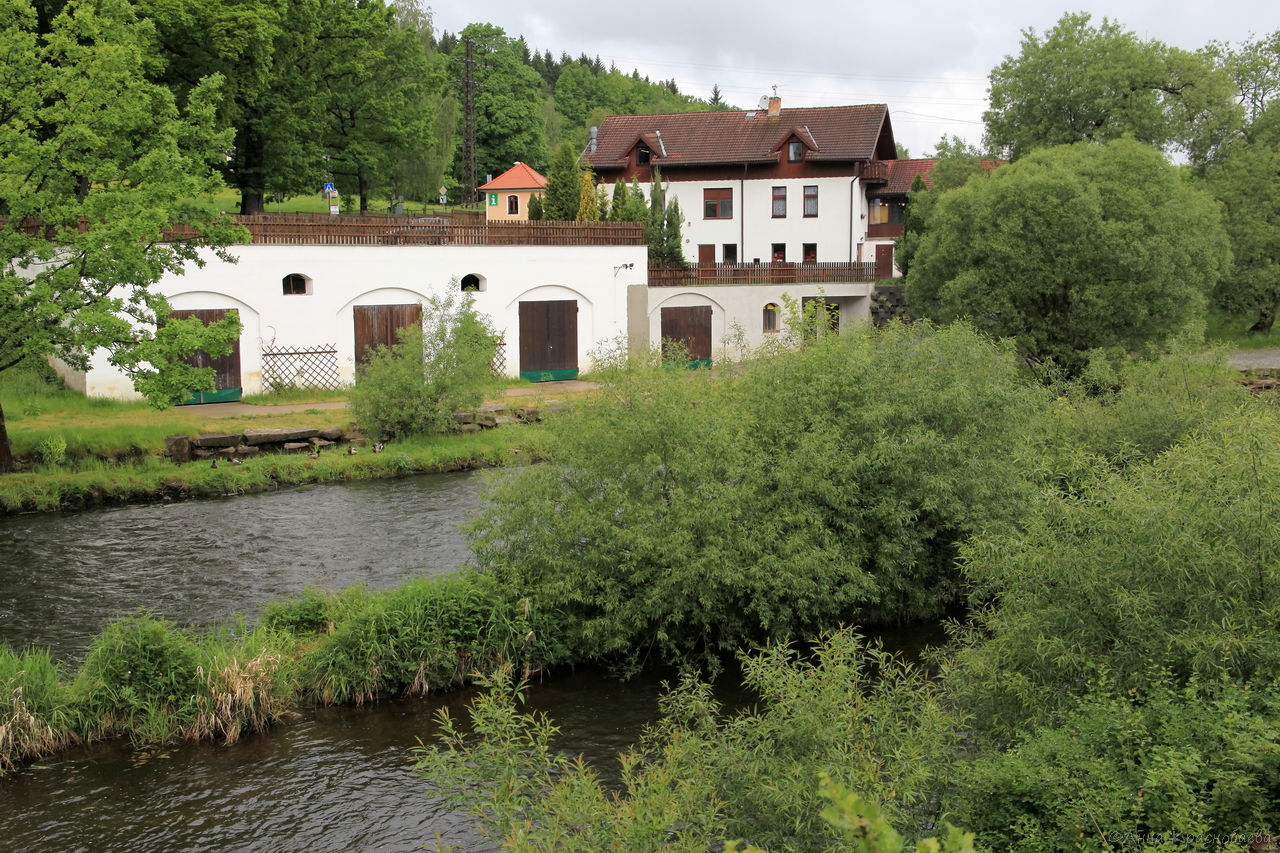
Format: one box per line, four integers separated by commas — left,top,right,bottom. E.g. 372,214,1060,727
637,144,651,166
788,140,805,162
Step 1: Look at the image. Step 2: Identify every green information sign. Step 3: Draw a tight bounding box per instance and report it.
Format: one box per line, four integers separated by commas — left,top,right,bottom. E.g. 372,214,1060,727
488,192,498,206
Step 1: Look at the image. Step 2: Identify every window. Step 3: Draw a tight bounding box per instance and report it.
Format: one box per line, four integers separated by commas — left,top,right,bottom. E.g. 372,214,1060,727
868,199,907,225
803,185,818,217
772,186,787,218
507,194,519,215
282,273,309,295
460,274,481,292
763,303,780,333
788,140,805,162
771,243,786,262
803,243,817,263
637,144,651,166
703,188,733,219
723,243,738,263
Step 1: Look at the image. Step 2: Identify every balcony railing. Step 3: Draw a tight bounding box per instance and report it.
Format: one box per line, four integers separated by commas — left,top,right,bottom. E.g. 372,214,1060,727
233,215,645,247
866,222,904,239
649,261,878,287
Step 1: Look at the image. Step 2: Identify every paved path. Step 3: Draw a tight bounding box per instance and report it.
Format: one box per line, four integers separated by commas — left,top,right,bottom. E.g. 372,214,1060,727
180,380,599,419
1228,348,1280,371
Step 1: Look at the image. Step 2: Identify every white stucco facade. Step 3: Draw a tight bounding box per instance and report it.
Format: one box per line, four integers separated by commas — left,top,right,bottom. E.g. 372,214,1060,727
653,176,871,265
71,242,646,399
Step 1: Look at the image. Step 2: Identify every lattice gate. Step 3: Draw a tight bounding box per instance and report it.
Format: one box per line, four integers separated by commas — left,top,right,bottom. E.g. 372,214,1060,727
261,343,342,391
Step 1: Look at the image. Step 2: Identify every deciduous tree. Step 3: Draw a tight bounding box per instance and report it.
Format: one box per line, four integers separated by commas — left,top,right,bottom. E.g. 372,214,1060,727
906,138,1230,371
0,0,246,470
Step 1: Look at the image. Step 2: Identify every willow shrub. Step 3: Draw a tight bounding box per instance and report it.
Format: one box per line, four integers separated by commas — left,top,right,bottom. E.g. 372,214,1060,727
946,403,1280,736
468,321,1046,666
951,673,1280,852
415,630,959,852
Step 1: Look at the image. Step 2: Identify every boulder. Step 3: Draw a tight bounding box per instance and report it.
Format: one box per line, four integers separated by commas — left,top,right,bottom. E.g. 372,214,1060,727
165,435,192,463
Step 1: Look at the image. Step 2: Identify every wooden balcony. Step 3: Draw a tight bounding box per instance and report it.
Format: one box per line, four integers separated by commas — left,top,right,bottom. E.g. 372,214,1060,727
858,161,889,183
866,222,904,239
649,261,878,287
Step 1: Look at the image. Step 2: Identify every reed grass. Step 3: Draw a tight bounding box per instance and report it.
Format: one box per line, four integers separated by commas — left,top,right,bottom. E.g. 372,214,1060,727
0,570,572,773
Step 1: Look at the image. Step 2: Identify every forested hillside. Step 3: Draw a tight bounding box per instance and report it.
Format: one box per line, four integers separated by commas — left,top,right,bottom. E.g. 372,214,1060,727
81,0,719,213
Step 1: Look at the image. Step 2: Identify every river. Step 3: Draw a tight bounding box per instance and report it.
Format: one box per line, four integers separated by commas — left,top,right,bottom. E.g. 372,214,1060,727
0,472,682,853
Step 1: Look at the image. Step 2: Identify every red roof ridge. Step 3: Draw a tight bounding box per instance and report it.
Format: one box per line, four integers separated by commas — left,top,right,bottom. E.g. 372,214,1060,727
479,162,547,191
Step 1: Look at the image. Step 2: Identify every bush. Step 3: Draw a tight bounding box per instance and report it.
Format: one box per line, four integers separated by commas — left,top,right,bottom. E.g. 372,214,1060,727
0,647,81,770
349,289,501,441
952,674,1280,852
468,321,1046,666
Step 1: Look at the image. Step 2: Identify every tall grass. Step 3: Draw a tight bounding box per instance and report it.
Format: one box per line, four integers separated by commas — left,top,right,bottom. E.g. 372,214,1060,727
0,570,571,772
1205,306,1279,350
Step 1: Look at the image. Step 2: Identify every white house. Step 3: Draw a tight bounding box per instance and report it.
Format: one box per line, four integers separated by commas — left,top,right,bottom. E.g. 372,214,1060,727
61,215,646,401
582,98,931,362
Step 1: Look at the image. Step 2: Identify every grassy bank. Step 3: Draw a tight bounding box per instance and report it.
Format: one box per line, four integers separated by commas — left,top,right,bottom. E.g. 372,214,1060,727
1,571,568,772
0,368,569,513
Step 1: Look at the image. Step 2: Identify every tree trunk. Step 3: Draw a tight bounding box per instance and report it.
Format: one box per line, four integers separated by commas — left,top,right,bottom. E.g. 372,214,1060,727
0,400,13,473
1249,306,1275,335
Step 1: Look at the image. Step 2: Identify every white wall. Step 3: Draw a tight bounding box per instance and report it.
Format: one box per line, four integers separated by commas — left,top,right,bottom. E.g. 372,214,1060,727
78,242,646,399
622,176,868,265
631,280,872,362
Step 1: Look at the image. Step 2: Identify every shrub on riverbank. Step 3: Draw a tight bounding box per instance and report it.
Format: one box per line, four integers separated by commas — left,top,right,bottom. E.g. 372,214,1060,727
468,322,1047,666
0,647,81,771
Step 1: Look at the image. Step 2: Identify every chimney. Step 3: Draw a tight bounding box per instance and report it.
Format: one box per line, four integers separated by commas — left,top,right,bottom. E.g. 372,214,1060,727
588,126,598,154
767,95,781,116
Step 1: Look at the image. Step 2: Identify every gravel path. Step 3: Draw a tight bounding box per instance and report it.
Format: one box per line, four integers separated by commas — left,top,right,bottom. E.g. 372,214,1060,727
1229,348,1280,370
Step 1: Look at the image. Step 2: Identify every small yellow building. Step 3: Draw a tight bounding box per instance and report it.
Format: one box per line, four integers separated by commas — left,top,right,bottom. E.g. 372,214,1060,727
478,162,547,222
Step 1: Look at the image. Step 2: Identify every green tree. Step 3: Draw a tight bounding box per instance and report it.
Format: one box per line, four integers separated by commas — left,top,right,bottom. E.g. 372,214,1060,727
906,138,1230,371
894,135,989,277
450,25,548,188
1207,103,1280,332
984,12,1241,164
317,0,434,213
541,140,580,220
644,169,685,265
526,192,543,220
575,170,599,221
0,0,247,471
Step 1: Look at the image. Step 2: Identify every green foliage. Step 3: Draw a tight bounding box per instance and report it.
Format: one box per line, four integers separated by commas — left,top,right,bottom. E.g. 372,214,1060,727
349,290,501,441
945,403,1280,734
75,613,206,742
644,169,686,265
415,630,959,851
906,138,1231,373
468,322,1044,665
1206,102,1280,332
983,12,1242,163
541,141,581,220
575,170,599,221
952,673,1280,852
299,573,569,704
0,647,81,770
35,434,66,467
0,0,248,467
526,192,543,220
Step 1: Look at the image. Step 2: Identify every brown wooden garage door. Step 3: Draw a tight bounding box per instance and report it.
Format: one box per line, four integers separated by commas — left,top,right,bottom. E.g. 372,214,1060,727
660,305,712,367
354,304,423,366
519,299,578,380
171,308,242,404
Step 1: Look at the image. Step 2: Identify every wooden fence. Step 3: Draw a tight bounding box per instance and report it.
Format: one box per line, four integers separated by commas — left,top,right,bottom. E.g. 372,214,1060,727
648,261,879,287
233,215,645,247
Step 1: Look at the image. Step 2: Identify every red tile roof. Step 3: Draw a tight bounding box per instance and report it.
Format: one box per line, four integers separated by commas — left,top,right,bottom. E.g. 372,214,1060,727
479,162,547,191
883,159,938,194
584,105,894,170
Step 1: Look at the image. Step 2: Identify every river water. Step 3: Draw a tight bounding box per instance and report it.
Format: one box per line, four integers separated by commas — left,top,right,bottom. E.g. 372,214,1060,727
0,472,682,853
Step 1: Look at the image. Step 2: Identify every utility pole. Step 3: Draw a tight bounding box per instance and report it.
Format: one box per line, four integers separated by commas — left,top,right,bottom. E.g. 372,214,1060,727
462,38,477,205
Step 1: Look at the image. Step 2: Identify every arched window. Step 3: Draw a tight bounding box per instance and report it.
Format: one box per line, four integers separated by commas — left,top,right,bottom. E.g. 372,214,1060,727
507,194,519,215
460,274,483,292
763,303,780,333
283,273,311,295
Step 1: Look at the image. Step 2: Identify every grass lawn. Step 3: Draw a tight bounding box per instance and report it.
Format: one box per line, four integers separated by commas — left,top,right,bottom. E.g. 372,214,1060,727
1205,307,1279,350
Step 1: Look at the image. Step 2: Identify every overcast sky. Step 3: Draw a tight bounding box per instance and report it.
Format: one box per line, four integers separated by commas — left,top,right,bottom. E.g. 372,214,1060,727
427,1,1280,157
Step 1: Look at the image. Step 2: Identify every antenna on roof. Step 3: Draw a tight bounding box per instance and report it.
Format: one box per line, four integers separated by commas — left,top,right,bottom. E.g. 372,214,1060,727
758,95,770,110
